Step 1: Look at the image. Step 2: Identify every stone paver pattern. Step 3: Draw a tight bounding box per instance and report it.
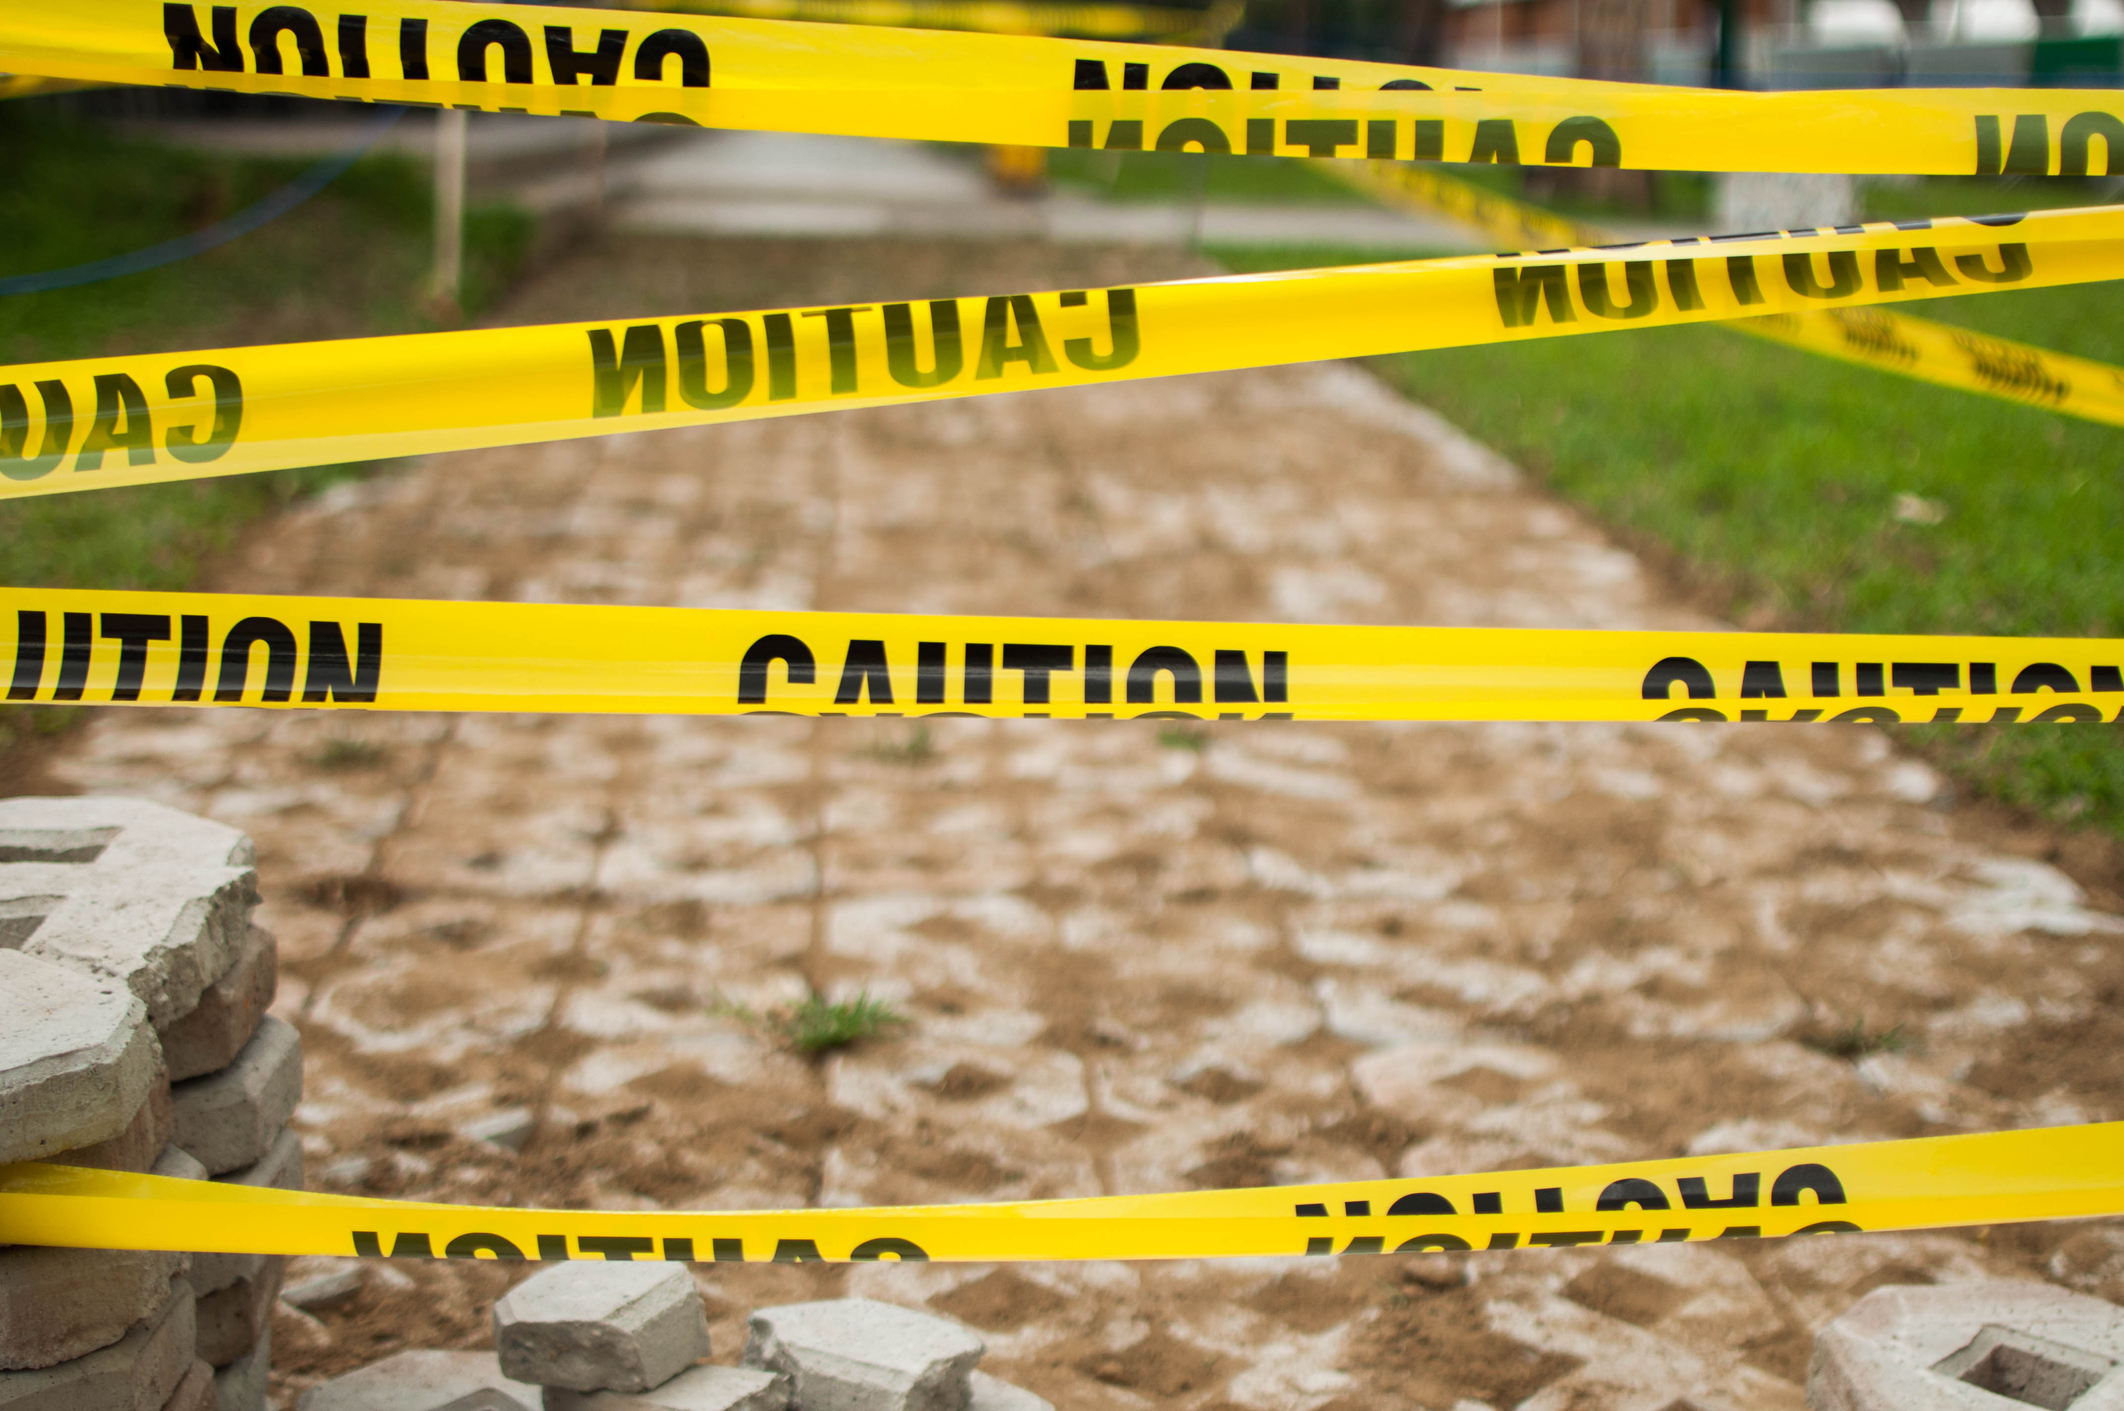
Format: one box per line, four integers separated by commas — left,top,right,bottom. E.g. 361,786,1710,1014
35,238,2124,1411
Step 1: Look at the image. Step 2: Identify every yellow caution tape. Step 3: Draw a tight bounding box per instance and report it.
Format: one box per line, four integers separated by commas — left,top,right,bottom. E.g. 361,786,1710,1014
5,1124,2123,1260
9,0,2124,176
4,210,2121,502
6,586,2122,724
619,0,1241,43
1330,158,2124,429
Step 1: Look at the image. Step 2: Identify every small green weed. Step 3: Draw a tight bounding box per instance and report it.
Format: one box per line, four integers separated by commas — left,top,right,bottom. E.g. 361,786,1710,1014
864,726,935,765
1157,724,1208,751
712,988,908,1054
1803,1018,1909,1062
309,737,390,771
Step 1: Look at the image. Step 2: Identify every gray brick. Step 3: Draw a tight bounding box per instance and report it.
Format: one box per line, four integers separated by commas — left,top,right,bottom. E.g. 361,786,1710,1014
0,1246,188,1371
0,797,256,1029
741,1301,985,1411
0,949,159,1164
0,1275,195,1411
297,1350,540,1411
160,1361,216,1411
169,1017,301,1175
541,1364,789,1411
152,1145,209,1181
196,1257,281,1369
210,1325,267,1411
279,1262,365,1312
56,1073,174,1174
495,1263,711,1394
966,1374,1048,1411
162,925,275,1084
1811,1279,2124,1410
188,1127,302,1294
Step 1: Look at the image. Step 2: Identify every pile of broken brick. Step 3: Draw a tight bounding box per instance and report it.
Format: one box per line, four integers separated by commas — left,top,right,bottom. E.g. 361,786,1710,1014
3,797,300,1411
299,1263,1047,1411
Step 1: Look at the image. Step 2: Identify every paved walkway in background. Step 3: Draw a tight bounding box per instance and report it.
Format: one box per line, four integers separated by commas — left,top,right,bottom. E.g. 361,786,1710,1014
128,115,1490,251
38,236,2124,1411
605,130,1486,249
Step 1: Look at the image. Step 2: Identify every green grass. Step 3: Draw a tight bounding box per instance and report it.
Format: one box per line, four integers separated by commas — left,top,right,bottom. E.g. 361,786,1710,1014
308,737,392,772
863,724,937,764
715,988,909,1054
1211,240,2124,834
1045,146,1370,204
1802,1017,1911,1063
0,105,533,757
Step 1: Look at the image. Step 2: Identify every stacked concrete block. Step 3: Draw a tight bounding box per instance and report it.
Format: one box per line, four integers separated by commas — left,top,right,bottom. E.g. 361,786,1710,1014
1811,1280,2124,1410
0,797,290,1411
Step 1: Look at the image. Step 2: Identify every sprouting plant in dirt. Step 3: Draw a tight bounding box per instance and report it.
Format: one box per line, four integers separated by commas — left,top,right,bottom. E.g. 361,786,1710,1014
864,725,935,765
1157,724,1208,751
1804,1017,1909,1062
309,736,390,771
710,988,908,1054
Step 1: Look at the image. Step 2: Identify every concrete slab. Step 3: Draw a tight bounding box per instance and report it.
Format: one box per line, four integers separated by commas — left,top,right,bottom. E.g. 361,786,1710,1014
0,796,256,1030
967,1373,1050,1411
1811,1281,2124,1410
494,1262,711,1394
540,1364,790,1411
55,1072,173,1173
742,1300,985,1411
0,949,159,1164
297,1349,540,1411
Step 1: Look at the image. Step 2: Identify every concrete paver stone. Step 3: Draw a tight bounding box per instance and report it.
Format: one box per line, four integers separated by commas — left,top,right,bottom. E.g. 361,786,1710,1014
160,1360,217,1411
494,1262,711,1394
0,1245,189,1371
188,1127,302,1294
0,949,159,1164
541,1364,791,1411
212,1324,268,1411
161,925,276,1083
0,797,256,1029
168,1017,301,1175
194,1256,281,1368
297,1349,541,1411
56,1074,174,1173
965,1373,1050,1411
279,1263,365,1312
0,1275,195,1411
742,1300,985,1411
1811,1280,2124,1410
151,1145,208,1181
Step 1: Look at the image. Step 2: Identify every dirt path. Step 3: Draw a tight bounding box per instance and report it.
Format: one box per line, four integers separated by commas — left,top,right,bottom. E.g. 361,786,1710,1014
39,236,2124,1411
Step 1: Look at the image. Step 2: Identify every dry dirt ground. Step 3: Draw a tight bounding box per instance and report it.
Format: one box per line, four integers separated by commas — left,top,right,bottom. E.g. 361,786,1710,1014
33,237,2124,1410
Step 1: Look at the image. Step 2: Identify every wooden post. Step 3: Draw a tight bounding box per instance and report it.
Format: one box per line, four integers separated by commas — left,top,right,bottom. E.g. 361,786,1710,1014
431,108,467,312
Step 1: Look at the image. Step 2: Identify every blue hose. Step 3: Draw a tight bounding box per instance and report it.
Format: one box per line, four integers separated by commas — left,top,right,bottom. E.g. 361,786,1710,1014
0,105,408,297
